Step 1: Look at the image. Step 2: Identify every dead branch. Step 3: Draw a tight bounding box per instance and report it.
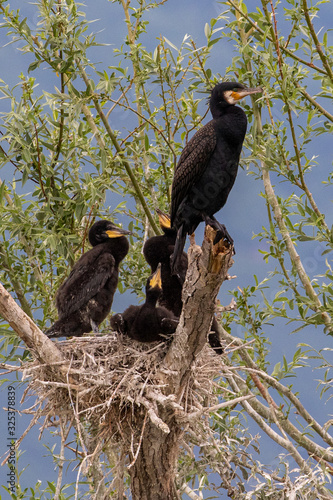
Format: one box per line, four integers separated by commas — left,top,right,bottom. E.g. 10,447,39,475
0,283,67,376
161,226,233,395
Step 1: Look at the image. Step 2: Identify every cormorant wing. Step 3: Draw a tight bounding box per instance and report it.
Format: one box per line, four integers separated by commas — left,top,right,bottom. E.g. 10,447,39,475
171,121,216,222
56,251,115,317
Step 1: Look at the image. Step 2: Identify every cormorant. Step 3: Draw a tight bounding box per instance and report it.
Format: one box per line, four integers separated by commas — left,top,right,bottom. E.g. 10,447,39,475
170,81,262,275
110,264,178,342
46,220,130,338
143,209,186,316
144,210,224,354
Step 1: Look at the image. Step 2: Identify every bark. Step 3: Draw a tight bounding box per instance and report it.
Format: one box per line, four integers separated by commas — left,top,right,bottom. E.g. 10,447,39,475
0,226,234,497
127,227,233,498
0,282,66,374
161,226,233,395
128,415,182,500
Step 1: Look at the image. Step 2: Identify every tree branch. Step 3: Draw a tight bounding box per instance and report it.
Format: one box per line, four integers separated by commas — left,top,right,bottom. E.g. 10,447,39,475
0,243,33,317
295,81,333,122
77,65,160,236
161,226,234,395
261,159,332,331
301,0,333,83
0,283,66,370
227,0,328,76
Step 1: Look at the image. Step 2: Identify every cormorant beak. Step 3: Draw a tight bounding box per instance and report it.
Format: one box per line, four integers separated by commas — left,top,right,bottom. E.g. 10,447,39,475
105,227,132,238
149,263,162,289
231,86,263,101
156,209,171,230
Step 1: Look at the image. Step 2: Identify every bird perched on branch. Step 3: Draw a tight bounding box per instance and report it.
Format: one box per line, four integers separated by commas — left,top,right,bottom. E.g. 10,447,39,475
143,209,224,354
170,81,262,275
46,220,130,338
110,264,178,343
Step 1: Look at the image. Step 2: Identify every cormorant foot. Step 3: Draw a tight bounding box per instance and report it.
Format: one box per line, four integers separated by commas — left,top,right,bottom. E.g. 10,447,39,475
203,215,235,252
213,226,233,246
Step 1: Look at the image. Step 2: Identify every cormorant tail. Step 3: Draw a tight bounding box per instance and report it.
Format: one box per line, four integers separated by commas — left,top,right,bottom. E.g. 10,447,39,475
45,317,84,338
170,225,186,277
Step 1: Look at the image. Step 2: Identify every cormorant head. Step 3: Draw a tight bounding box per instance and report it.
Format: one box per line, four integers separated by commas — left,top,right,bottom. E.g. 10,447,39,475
155,208,177,238
157,209,171,231
89,220,131,246
210,81,262,117
147,263,162,293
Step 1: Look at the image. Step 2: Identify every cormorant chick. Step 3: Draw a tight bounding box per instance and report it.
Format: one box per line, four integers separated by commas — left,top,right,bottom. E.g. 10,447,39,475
110,265,178,342
46,220,130,338
144,210,224,355
143,209,187,316
170,81,262,275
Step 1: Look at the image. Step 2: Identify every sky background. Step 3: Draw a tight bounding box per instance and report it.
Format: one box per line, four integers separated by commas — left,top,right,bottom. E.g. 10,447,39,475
0,0,332,497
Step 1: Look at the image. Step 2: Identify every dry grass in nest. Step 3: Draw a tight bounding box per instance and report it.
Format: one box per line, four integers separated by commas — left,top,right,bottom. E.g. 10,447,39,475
21,333,224,446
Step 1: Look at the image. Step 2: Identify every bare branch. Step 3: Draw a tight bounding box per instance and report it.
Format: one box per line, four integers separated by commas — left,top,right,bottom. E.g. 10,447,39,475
161,226,234,394
0,283,67,371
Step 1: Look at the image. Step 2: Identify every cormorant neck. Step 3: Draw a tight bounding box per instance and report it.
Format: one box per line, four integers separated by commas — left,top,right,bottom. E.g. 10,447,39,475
210,105,228,119
104,237,129,263
212,105,247,145
162,227,177,240
211,103,243,120
145,286,160,306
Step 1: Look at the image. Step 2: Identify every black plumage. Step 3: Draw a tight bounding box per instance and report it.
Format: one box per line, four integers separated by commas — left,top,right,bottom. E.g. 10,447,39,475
170,81,262,275
143,210,224,354
46,220,130,338
110,265,178,342
143,209,187,316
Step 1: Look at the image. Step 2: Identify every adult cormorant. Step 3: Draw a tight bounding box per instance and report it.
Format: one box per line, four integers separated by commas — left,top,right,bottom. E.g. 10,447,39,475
170,81,262,275
110,265,178,342
144,210,224,354
46,220,130,338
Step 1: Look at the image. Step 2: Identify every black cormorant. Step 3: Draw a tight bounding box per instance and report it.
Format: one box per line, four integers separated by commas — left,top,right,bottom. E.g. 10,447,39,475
46,220,130,338
110,264,178,342
143,209,186,316
144,210,224,354
170,81,262,275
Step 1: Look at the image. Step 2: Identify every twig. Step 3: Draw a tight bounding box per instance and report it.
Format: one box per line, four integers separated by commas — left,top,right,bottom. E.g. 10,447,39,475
180,483,202,500
227,0,327,76
261,158,331,330
78,65,160,236
54,417,66,499
107,97,176,158
301,0,333,83
186,394,255,420
128,412,148,468
295,81,333,122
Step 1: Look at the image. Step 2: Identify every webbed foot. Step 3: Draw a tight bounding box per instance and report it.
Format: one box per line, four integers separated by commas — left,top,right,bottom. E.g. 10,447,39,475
203,215,235,252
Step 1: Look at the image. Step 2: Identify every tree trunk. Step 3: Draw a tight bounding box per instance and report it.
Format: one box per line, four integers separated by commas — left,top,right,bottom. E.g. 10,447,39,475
0,227,233,497
128,416,181,500
127,228,233,498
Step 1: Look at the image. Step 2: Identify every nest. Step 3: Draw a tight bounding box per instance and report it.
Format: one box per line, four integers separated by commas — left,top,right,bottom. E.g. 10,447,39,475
21,333,224,447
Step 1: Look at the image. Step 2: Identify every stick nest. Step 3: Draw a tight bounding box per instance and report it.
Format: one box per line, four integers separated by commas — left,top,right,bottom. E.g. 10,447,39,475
22,333,223,444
